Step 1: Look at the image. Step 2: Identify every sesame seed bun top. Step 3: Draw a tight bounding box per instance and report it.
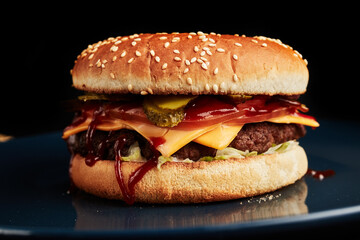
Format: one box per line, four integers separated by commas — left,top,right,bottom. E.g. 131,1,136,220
71,32,309,95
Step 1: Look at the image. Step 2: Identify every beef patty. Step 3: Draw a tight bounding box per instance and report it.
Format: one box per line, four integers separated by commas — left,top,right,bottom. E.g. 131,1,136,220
67,122,306,161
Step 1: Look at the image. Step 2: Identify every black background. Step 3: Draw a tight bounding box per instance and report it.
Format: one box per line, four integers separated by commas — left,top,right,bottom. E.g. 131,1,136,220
1,4,359,137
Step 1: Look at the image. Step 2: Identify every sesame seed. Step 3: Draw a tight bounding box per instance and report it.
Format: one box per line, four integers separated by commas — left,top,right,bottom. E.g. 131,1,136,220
205,83,210,91
110,72,115,79
186,77,192,85
102,59,108,64
114,40,122,45
140,90,148,95
150,50,155,57
194,46,199,52
233,74,239,82
232,54,238,60
162,63,168,69
121,50,127,57
251,39,258,43
234,42,242,47
185,59,191,66
135,50,141,57
96,59,101,67
112,56,117,61
155,56,160,62
197,31,204,35
213,84,219,93
121,37,129,41
191,57,197,63
134,38,141,42
189,32,196,35
131,41,137,46
304,59,308,65
209,38,215,43
128,57,134,63
159,36,167,40
213,67,218,75
88,53,94,60
216,48,225,53
294,50,302,58
173,49,180,54
187,35,192,39
202,37,208,42
174,56,181,62
110,45,119,52
101,64,105,69
220,82,226,90
201,62,208,70
172,37,180,42
164,42,170,48
200,51,206,56
203,47,210,51
261,43,267,47
89,63,93,67
127,84,133,91
200,57,208,62
206,50,212,56
198,35,206,40
183,67,189,74
209,43,216,47
197,58,204,64
147,87,153,95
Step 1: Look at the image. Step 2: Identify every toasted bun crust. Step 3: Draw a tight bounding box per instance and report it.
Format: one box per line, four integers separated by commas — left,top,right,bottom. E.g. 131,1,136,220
70,145,308,203
72,33,308,95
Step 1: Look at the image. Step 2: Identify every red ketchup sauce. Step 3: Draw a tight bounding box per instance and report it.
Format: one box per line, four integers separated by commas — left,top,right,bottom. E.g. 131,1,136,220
184,96,238,121
306,168,335,180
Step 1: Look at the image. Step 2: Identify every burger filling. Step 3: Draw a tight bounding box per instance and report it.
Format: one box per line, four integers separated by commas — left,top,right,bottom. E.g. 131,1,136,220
64,94,312,163
67,122,305,162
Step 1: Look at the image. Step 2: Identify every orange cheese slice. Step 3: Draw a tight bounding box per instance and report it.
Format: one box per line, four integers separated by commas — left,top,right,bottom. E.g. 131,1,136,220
268,114,320,127
193,124,243,150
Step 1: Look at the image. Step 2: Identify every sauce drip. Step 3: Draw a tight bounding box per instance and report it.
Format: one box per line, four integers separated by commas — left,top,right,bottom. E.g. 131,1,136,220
306,168,335,180
114,135,159,204
149,136,166,148
83,104,159,205
85,106,106,166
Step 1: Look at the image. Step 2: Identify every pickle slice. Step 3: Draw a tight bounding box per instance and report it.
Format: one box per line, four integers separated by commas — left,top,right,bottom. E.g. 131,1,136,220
150,95,197,110
228,95,252,103
143,95,196,127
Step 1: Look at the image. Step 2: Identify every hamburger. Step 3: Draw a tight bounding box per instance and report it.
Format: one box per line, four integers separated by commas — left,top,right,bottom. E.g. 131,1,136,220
63,32,319,204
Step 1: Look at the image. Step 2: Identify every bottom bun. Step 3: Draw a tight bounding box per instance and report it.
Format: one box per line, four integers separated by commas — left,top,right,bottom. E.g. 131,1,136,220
70,145,308,204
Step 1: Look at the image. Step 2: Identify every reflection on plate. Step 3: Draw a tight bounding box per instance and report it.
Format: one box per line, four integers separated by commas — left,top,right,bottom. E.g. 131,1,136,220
73,179,308,230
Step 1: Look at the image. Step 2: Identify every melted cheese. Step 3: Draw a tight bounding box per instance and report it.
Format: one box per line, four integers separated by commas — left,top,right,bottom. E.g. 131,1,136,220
193,124,243,150
268,114,320,127
63,112,319,157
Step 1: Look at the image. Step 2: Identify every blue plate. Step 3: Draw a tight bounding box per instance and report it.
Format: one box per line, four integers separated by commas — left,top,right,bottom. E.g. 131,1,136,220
1,120,360,239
